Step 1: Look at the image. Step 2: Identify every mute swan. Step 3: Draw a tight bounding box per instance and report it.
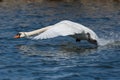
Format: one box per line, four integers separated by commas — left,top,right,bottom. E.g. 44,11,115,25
14,20,99,45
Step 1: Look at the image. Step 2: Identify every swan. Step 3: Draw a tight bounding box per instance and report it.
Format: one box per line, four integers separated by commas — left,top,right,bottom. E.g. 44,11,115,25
14,20,99,45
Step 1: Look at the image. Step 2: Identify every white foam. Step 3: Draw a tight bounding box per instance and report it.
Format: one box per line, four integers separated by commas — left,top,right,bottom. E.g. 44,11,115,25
97,38,115,46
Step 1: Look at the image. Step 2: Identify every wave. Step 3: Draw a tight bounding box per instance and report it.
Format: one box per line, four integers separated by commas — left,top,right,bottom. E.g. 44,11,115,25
97,31,120,46
98,38,114,46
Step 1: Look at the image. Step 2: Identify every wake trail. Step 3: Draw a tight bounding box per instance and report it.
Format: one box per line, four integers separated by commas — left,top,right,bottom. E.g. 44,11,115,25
97,38,115,46
96,31,120,46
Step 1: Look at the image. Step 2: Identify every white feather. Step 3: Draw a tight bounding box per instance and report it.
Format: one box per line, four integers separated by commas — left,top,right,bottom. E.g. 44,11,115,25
33,20,84,40
23,20,98,42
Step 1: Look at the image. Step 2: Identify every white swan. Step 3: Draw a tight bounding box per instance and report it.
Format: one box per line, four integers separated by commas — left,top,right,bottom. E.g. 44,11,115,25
14,20,99,45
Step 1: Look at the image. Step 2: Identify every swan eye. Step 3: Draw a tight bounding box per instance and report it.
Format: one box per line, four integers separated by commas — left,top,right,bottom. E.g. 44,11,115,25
14,33,21,38
16,33,21,36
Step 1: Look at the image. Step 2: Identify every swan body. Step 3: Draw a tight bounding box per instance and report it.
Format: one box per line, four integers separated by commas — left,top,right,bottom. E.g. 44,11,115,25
14,20,99,45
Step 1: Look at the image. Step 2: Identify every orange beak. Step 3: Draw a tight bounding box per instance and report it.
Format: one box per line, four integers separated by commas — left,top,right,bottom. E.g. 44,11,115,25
14,35,20,39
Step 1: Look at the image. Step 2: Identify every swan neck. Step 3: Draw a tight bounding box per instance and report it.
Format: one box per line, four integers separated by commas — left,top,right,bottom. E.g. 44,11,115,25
26,26,50,36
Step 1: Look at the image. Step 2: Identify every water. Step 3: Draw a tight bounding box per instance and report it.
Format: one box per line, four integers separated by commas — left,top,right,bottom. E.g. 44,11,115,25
0,0,120,80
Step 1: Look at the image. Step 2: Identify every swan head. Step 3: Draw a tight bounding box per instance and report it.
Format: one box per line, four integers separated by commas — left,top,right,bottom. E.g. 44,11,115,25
14,32,26,38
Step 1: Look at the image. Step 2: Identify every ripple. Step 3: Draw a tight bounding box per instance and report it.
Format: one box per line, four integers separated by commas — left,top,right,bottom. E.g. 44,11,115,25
0,0,120,80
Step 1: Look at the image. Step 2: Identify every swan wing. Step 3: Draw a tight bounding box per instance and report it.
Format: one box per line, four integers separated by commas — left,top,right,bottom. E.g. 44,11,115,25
32,23,83,40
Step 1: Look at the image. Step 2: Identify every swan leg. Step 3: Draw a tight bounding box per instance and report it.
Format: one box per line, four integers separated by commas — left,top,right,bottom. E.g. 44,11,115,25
87,33,98,45
76,38,81,42
88,39,98,45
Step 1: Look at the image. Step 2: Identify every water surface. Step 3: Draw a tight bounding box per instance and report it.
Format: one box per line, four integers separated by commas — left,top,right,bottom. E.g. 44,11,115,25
0,0,120,80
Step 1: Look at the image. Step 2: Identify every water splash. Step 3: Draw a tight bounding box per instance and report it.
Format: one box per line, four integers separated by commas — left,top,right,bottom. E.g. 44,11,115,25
97,32,120,46
98,38,114,46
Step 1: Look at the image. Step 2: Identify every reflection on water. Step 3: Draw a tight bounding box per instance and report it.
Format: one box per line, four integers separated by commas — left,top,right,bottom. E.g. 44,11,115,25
17,40,120,58
17,43,98,57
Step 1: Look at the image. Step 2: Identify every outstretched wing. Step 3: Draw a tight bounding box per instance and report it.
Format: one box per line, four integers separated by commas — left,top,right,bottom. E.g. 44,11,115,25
32,23,83,40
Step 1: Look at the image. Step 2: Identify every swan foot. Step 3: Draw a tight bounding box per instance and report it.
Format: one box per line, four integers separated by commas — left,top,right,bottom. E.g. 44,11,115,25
88,39,98,46
87,32,98,46
76,38,81,42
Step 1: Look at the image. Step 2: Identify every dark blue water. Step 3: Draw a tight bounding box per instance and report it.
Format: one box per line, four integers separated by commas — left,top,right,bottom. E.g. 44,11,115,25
0,0,120,80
